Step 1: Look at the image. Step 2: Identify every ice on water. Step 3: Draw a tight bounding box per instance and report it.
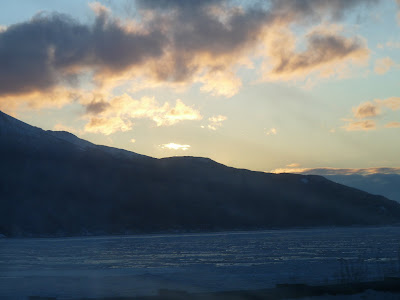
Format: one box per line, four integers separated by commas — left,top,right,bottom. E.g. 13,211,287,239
0,227,400,299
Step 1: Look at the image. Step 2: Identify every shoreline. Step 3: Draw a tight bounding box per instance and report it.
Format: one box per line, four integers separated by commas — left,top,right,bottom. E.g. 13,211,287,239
27,277,400,300
4,224,400,240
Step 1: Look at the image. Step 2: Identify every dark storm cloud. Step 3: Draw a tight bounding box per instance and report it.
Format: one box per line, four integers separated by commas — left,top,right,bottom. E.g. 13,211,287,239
135,0,378,81
0,11,166,96
0,0,381,98
150,6,269,82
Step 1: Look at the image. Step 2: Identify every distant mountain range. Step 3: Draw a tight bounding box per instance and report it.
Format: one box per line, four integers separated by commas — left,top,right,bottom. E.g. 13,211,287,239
313,174,400,204
1,110,400,237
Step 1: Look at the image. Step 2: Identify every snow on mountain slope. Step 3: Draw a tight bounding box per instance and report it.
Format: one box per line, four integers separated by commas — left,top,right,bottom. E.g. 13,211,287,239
0,110,151,160
0,110,46,138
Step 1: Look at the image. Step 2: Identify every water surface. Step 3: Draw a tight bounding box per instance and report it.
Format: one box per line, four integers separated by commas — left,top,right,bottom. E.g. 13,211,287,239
1,227,399,299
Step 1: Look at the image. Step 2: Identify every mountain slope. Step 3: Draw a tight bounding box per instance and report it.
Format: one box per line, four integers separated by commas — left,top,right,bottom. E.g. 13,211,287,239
1,111,400,237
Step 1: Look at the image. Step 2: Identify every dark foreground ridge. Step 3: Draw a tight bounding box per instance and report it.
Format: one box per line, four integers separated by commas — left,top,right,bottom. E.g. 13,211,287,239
28,277,400,300
1,110,400,237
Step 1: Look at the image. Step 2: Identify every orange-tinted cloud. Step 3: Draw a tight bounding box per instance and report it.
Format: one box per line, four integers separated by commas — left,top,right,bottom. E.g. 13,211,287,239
0,0,380,106
343,119,376,131
376,97,400,111
345,97,400,131
264,26,369,81
0,88,81,114
353,101,381,118
374,57,396,74
385,121,400,128
287,163,301,168
161,143,191,151
82,94,202,135
207,115,227,130
85,117,133,135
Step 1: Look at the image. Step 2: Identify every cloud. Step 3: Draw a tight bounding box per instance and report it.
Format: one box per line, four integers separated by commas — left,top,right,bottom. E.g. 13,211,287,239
386,40,400,49
0,10,165,98
385,121,400,128
198,70,242,98
267,0,379,23
287,163,301,168
270,166,400,175
0,0,380,106
265,26,369,81
343,120,376,131
344,97,400,131
265,128,278,135
353,101,381,118
207,115,227,130
84,116,133,135
85,99,111,115
0,87,81,112
82,95,202,135
161,143,190,150
154,99,203,126
374,57,396,74
376,97,400,111
270,167,309,174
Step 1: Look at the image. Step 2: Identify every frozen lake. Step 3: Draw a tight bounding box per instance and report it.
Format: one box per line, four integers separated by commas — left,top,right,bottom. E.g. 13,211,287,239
1,227,400,299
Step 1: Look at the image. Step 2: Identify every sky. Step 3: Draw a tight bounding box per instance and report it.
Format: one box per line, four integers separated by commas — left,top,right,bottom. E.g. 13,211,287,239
0,0,400,173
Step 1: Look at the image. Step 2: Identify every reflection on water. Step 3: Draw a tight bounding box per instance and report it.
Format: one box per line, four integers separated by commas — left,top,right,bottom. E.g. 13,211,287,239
0,227,400,299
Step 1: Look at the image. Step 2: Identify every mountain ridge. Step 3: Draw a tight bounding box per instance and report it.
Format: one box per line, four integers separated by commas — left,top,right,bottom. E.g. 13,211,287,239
1,110,400,237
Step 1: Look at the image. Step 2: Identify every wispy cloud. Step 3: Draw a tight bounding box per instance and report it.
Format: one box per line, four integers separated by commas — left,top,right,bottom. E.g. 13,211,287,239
287,163,301,168
161,143,191,151
374,57,396,75
343,119,376,131
385,121,400,128
207,115,227,130
376,97,400,111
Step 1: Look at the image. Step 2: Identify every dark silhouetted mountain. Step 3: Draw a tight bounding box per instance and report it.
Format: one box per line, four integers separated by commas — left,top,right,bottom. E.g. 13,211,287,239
1,110,400,237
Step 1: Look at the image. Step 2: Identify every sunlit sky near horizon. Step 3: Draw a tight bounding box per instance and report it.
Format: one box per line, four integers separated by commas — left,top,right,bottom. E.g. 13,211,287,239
0,0,399,173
